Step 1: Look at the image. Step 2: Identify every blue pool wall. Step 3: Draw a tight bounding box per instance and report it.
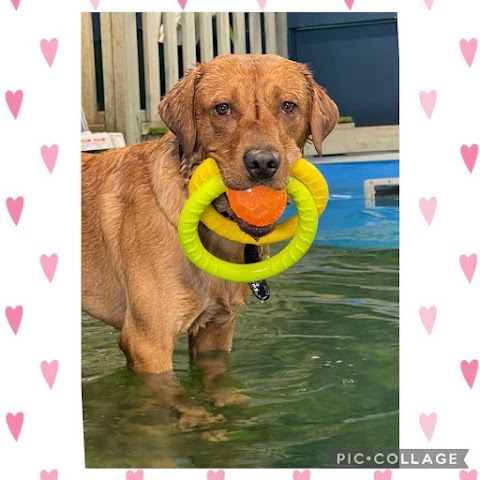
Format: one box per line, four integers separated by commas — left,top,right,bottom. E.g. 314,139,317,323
284,159,399,250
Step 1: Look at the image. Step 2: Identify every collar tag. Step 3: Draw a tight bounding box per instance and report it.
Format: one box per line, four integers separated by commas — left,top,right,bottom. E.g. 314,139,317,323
244,244,271,302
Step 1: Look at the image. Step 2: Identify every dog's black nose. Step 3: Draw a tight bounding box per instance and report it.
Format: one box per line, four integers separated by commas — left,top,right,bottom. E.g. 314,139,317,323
243,149,280,180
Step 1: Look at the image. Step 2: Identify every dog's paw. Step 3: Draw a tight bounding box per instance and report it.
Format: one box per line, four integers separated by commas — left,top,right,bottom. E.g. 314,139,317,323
209,387,251,408
176,405,225,431
201,429,229,442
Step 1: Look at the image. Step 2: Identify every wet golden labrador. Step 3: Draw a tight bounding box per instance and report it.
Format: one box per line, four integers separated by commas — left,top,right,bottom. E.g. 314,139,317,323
82,54,338,378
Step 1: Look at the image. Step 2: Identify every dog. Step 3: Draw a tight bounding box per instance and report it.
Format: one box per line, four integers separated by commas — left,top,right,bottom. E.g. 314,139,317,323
82,54,338,381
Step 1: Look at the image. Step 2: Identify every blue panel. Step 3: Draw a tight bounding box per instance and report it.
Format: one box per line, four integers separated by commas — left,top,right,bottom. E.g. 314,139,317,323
287,12,397,29
288,13,399,127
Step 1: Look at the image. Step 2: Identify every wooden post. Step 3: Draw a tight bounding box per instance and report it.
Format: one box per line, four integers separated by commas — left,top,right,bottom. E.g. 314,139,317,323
264,13,277,54
181,12,197,74
232,13,246,54
163,12,179,93
216,12,231,56
100,13,116,131
275,13,289,58
81,13,97,127
143,12,162,129
248,13,263,54
111,13,141,144
199,13,214,62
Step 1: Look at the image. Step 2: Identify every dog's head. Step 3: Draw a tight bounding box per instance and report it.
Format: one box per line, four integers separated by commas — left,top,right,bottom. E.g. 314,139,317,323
159,54,338,237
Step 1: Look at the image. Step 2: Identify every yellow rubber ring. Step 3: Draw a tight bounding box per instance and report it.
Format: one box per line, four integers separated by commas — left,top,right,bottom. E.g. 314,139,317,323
178,174,319,283
188,158,329,245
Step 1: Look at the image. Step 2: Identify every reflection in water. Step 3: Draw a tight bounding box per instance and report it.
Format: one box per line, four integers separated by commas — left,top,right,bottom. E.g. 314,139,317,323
82,245,399,468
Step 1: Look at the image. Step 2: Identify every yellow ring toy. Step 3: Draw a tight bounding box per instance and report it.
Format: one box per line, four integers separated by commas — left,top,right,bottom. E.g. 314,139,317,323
178,158,329,283
188,158,329,245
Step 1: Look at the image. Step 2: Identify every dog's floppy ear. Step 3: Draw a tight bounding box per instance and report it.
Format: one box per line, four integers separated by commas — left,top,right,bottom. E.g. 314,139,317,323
305,72,339,155
158,66,201,155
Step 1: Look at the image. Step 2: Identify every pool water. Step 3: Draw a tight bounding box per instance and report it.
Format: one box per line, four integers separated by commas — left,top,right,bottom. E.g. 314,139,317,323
82,247,399,468
82,157,399,468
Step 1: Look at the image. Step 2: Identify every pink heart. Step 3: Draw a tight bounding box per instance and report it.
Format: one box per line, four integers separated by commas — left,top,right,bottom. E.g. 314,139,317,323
293,470,310,480
345,0,354,9
41,145,58,173
41,254,58,283
257,0,267,9
178,0,188,9
419,197,436,226
461,359,478,389
90,0,100,9
41,360,59,389
460,254,477,283
460,38,477,67
419,90,437,119
419,412,437,441
126,471,143,480
374,471,392,480
5,306,23,335
424,0,434,9
10,0,21,9
460,470,478,480
5,90,23,119
6,412,24,441
40,470,58,480
419,306,436,334
6,196,24,226
41,38,58,67
207,470,225,480
461,144,478,173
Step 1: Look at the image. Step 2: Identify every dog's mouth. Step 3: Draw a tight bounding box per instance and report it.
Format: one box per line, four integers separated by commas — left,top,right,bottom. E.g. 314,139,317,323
213,194,275,239
232,214,275,239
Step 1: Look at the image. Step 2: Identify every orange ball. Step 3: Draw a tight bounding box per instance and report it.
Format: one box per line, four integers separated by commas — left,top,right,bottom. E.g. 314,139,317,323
226,185,287,227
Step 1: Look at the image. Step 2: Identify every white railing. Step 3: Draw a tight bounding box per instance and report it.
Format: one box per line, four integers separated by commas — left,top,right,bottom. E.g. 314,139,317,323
81,12,289,144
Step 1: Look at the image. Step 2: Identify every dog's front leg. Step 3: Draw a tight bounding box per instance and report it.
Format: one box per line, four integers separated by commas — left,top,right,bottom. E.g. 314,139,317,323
119,306,224,430
119,306,177,373
189,317,250,408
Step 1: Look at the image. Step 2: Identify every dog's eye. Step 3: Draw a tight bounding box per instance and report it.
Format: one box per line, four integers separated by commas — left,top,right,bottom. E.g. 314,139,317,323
282,102,297,114
214,103,231,116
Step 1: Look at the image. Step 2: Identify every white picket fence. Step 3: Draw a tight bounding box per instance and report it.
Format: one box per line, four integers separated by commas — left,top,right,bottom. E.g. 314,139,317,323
81,12,289,145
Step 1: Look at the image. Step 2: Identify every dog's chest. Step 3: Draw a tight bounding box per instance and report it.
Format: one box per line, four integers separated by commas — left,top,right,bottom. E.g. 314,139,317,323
186,279,250,336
